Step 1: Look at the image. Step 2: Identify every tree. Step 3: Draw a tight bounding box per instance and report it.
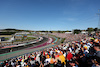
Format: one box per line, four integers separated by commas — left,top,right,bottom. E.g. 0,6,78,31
94,28,98,32
73,29,81,34
66,30,69,32
61,38,66,43
49,31,53,33
86,28,94,34
57,30,61,33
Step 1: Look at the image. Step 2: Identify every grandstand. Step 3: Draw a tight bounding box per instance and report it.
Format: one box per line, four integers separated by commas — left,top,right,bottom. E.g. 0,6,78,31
0,32,100,67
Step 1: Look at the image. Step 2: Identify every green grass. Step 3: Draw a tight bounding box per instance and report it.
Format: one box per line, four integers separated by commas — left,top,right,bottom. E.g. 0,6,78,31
27,37,36,40
12,37,36,42
61,38,66,43
5,38,9,40
27,34,33,35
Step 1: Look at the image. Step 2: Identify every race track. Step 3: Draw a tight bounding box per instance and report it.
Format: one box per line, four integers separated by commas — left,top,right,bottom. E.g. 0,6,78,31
0,37,55,61
0,37,47,54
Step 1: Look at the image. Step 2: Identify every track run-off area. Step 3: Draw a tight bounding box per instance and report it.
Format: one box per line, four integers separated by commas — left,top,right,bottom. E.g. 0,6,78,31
0,37,59,62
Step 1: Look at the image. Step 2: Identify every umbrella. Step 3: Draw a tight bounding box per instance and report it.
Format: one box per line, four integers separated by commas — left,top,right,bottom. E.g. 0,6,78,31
59,55,66,64
90,38,94,40
67,53,73,61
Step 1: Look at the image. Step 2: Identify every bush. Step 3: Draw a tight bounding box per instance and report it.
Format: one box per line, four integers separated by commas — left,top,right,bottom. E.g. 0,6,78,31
61,38,65,43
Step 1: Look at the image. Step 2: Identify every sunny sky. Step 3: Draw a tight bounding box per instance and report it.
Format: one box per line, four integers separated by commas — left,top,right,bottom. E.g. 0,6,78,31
0,0,100,31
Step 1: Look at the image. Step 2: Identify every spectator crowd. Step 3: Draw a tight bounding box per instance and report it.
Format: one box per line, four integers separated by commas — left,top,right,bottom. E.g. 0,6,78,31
50,33,87,42
0,32,100,67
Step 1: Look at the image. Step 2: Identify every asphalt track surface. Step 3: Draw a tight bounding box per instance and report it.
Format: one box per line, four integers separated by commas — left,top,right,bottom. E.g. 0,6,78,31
0,37,48,54
0,37,55,61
